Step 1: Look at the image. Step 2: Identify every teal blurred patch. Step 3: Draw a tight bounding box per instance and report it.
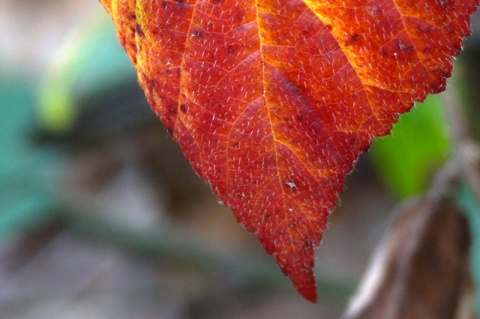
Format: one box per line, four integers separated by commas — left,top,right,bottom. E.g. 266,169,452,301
370,94,451,197
456,185,480,315
0,80,61,240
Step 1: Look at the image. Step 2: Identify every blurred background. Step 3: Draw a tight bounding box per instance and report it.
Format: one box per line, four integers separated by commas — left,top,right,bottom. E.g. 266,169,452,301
0,1,479,318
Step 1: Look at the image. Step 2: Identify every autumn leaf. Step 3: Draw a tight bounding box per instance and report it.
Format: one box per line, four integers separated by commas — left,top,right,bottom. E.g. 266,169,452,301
98,0,478,302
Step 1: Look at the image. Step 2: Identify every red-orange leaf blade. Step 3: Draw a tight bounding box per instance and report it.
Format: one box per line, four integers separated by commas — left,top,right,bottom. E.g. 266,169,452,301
98,0,479,302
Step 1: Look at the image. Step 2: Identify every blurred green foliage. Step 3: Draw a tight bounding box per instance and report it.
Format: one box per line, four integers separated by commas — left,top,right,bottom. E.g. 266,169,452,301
370,94,451,197
38,12,135,134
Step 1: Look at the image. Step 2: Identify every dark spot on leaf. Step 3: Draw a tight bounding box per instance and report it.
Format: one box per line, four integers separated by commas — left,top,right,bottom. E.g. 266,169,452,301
439,0,450,8
166,100,178,114
150,78,157,89
351,33,360,41
180,104,187,113
135,23,145,37
297,115,307,122
227,46,235,54
192,30,203,38
175,0,189,9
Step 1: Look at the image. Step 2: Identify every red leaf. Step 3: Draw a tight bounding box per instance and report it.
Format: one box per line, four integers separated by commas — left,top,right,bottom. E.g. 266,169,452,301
99,0,478,302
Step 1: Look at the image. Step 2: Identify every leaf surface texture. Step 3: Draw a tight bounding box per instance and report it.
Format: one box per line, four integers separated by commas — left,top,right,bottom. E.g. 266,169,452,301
99,0,478,302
